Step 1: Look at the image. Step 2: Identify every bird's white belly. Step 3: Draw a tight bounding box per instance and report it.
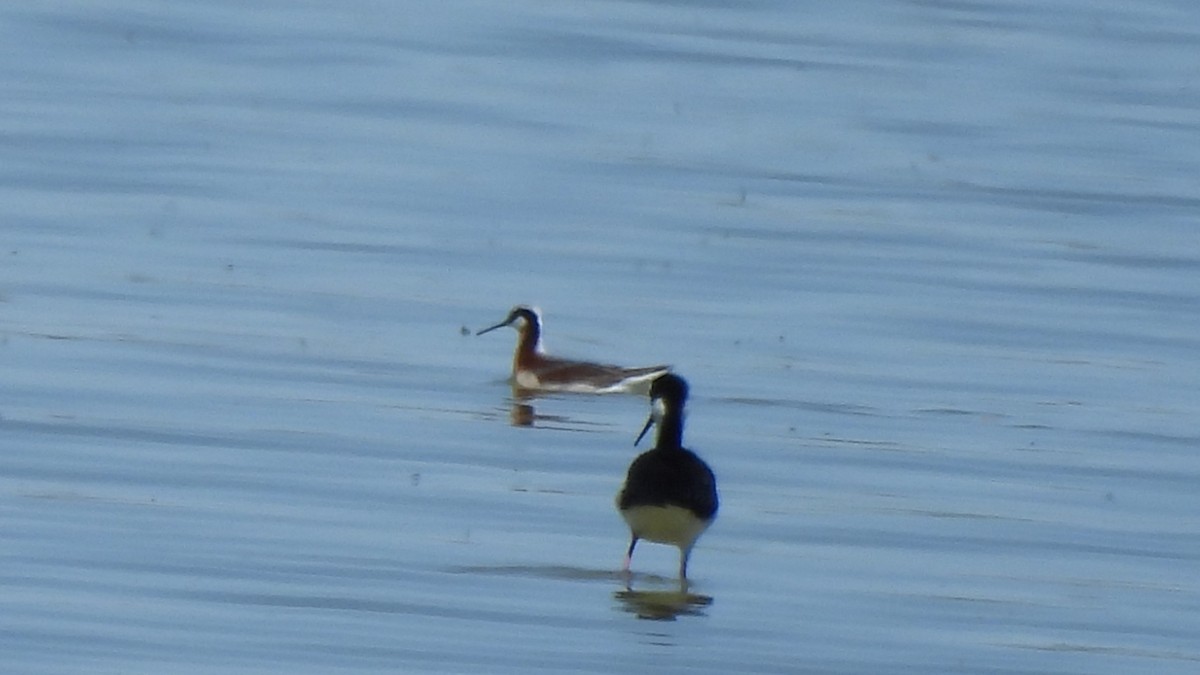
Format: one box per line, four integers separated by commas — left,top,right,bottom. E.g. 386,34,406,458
621,505,711,549
514,370,542,389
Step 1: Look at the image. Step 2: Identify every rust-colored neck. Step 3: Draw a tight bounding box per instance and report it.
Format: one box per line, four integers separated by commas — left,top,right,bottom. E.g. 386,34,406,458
511,319,542,372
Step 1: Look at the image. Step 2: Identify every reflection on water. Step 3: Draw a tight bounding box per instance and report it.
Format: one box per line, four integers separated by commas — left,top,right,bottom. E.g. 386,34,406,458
447,563,623,583
614,588,713,622
449,564,713,621
502,388,628,431
510,400,536,426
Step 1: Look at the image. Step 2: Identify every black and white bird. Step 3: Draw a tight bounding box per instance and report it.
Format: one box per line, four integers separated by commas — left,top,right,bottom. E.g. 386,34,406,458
616,373,718,581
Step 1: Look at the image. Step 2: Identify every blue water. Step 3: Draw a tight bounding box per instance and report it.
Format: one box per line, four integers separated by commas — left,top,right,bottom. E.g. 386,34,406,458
3,1,1199,673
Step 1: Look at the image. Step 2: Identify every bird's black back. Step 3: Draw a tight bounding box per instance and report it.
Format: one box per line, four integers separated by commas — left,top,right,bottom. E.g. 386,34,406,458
618,446,718,520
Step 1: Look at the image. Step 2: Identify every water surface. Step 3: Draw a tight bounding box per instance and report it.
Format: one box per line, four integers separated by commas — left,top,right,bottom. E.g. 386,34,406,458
2,1,1199,673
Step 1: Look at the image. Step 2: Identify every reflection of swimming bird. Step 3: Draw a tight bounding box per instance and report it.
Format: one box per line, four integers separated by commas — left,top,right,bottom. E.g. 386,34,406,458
617,374,718,581
476,305,669,394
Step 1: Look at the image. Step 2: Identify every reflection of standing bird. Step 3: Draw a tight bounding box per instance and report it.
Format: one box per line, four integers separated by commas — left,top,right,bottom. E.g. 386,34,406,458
617,374,718,581
476,305,668,393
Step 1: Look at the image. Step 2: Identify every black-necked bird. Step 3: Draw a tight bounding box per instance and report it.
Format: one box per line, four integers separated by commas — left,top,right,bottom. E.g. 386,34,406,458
616,373,718,580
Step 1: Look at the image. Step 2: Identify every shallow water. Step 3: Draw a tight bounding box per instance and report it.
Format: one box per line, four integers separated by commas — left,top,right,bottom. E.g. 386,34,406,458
3,1,1199,673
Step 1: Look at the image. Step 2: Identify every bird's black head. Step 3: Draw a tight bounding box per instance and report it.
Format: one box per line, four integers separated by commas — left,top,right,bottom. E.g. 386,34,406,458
649,372,688,405
476,305,542,336
635,373,689,446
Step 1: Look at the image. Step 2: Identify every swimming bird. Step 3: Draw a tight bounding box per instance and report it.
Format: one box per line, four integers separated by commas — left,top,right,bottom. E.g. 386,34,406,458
476,305,669,394
617,373,718,581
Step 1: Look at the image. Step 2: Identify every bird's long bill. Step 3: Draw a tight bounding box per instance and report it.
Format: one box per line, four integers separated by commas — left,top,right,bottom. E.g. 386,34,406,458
634,414,655,446
475,320,510,336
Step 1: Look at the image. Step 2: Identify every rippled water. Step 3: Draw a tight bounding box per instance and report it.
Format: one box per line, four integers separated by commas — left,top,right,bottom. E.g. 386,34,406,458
3,1,1199,673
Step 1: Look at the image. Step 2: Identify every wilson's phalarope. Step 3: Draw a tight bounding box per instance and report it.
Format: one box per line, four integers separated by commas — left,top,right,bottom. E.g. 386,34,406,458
476,305,669,394
617,373,718,581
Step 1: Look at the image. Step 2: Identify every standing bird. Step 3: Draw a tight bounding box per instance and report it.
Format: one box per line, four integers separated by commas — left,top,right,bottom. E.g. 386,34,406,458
476,305,669,394
617,373,718,582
